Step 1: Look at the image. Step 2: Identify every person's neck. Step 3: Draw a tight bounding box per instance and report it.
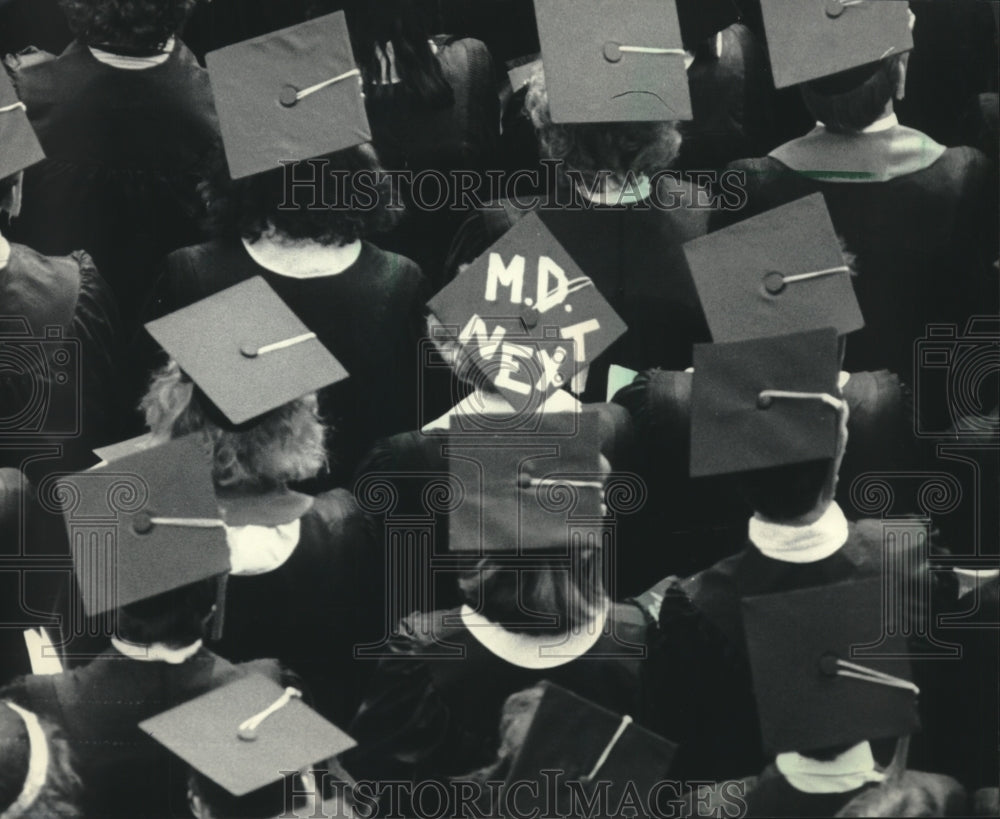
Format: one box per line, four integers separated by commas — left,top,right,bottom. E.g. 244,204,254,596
757,498,832,527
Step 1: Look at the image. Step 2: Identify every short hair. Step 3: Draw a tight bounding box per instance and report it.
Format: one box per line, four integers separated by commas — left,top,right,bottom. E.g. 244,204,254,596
800,56,902,134
188,770,308,819
525,67,682,189
115,577,218,649
201,144,402,247
58,0,196,51
735,459,834,522
458,546,607,635
0,703,83,818
141,361,328,491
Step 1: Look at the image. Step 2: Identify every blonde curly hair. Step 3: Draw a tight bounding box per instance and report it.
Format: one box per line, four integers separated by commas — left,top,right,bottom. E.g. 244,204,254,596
140,361,328,490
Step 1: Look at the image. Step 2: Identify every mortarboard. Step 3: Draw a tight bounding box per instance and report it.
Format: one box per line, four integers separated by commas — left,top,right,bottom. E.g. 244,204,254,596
743,578,921,754
93,433,154,465
676,0,740,51
684,194,864,343
0,70,45,180
57,436,230,616
206,11,371,179
446,411,605,553
145,277,348,427
503,682,676,803
427,212,627,409
689,328,843,478
533,0,693,122
760,0,913,89
139,674,356,798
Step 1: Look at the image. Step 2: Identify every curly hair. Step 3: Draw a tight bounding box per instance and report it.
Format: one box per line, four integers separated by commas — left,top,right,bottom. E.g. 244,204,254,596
58,0,196,52
140,361,328,490
202,143,403,246
525,66,683,189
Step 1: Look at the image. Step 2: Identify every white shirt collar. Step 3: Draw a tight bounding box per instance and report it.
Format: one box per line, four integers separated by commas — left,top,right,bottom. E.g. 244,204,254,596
459,604,607,669
110,637,203,664
776,741,886,794
225,520,301,576
749,502,849,563
242,235,363,279
575,175,653,206
89,37,175,70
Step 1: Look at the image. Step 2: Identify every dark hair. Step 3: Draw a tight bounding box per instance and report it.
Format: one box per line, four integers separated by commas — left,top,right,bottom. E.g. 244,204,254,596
526,67,682,188
458,546,607,635
801,56,901,134
202,144,401,246
321,0,454,108
736,459,833,522
188,770,308,819
58,0,195,52
115,578,218,648
797,742,859,762
0,173,18,208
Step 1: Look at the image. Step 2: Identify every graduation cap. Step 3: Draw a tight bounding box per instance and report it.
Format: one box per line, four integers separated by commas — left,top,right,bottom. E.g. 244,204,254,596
533,0,693,122
504,682,676,804
690,328,843,478
93,433,154,465
0,70,45,180
760,0,913,89
206,11,371,179
743,578,921,754
676,0,740,51
427,212,627,408
446,410,605,553
57,436,230,616
684,194,864,343
139,674,357,798
145,276,348,427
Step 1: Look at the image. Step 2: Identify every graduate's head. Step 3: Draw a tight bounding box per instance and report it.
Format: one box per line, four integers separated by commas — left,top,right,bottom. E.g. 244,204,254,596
735,457,837,524
0,172,22,219
58,0,196,52
202,143,401,247
187,770,313,819
114,577,219,649
141,361,328,492
0,702,82,819
800,54,908,134
458,545,607,635
525,68,682,192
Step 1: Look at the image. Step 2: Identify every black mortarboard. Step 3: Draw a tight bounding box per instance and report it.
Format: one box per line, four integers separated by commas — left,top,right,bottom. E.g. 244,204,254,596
446,411,605,553
145,277,348,426
685,194,864,343
743,578,921,753
206,11,371,179
534,0,693,122
427,212,627,408
0,70,45,180
690,329,843,478
676,0,740,50
760,0,913,89
58,437,230,616
139,674,356,798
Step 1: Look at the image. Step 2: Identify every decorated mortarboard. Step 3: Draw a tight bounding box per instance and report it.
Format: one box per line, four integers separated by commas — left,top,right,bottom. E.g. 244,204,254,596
145,277,348,427
760,0,913,89
0,70,45,180
689,328,843,478
57,436,230,616
743,578,921,754
676,0,740,51
206,11,371,179
139,674,356,798
427,212,627,409
533,0,693,122
446,411,605,553
504,682,676,802
684,194,864,343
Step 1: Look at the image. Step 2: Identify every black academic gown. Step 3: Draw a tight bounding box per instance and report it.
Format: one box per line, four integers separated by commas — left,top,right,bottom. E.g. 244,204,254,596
6,40,221,324
0,647,285,818
647,522,926,783
344,602,652,787
0,243,121,479
142,239,431,484
445,180,714,403
207,488,383,725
